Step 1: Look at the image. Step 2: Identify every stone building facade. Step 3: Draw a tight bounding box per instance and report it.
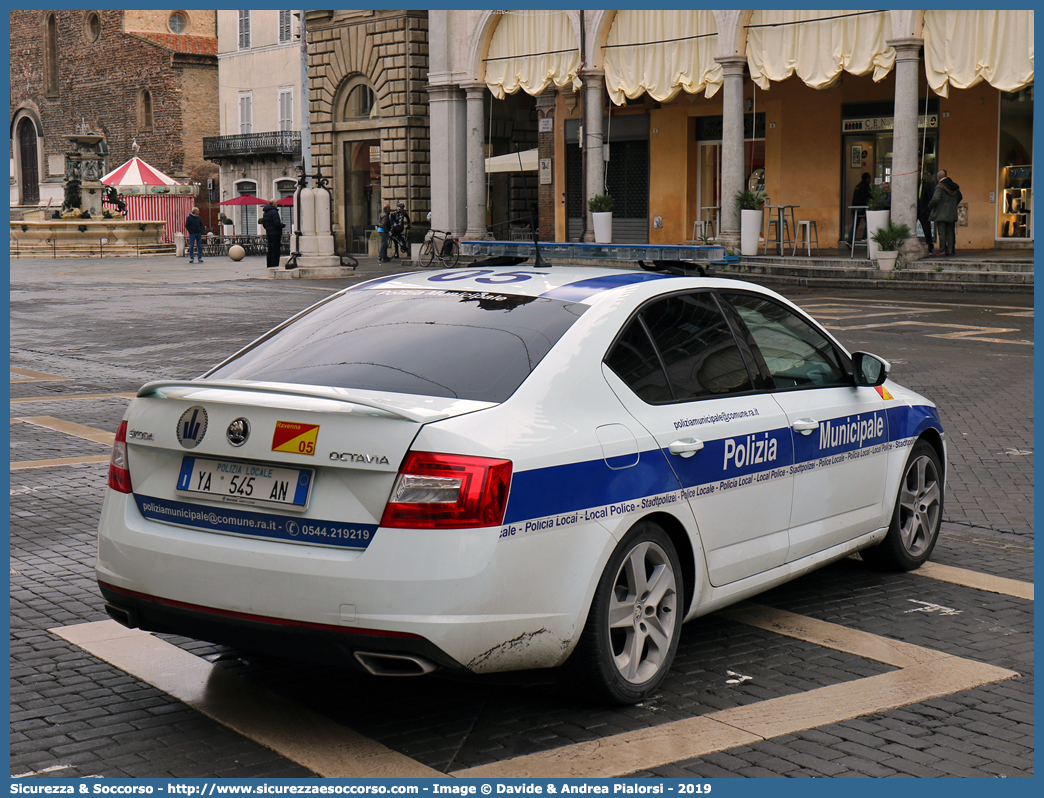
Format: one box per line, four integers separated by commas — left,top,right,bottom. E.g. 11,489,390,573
305,10,430,252
10,9,218,209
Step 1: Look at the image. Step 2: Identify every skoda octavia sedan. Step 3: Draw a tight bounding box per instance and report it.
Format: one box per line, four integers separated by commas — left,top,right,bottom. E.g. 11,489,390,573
98,266,945,703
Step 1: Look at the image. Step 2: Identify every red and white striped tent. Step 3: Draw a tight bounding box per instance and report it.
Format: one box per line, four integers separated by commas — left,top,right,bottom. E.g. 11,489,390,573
101,157,198,243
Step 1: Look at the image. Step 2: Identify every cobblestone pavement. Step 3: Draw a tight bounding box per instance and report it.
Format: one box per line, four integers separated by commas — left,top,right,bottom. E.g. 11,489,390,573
9,256,1033,778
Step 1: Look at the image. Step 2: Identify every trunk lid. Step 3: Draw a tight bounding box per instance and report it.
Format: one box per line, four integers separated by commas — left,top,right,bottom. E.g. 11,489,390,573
123,380,494,549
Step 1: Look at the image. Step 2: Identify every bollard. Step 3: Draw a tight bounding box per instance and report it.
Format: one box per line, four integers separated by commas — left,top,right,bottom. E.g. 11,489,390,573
174,231,185,256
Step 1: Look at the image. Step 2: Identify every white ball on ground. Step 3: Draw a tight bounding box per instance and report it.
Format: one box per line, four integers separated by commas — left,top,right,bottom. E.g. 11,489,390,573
228,245,246,262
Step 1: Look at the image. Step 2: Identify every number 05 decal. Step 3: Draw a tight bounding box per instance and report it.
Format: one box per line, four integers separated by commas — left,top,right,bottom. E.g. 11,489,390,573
272,421,320,455
428,270,548,285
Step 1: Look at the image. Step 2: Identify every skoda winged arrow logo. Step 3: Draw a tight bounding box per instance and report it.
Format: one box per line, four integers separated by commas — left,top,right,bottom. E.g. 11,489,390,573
226,417,250,447
176,406,208,449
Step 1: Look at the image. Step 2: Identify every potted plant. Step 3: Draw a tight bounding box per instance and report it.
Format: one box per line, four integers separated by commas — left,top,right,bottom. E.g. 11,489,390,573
735,189,767,256
870,221,911,270
865,183,890,259
588,194,614,243
368,228,381,258
219,213,234,236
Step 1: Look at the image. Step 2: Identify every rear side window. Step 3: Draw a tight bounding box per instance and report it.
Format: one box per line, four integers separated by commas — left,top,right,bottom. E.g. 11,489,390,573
606,292,754,403
205,288,587,403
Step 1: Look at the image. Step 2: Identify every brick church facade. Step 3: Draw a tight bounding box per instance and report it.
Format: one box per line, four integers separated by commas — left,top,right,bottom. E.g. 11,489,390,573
10,9,218,208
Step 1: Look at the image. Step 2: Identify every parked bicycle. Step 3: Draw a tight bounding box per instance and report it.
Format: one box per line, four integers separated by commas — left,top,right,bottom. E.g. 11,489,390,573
420,229,460,267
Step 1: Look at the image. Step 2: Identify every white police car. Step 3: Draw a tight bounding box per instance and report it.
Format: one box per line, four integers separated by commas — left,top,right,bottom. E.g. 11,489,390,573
97,266,945,704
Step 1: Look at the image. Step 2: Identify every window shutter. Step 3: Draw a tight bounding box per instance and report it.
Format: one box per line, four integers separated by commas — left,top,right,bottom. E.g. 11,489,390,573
238,10,250,50
279,89,293,132
239,94,252,135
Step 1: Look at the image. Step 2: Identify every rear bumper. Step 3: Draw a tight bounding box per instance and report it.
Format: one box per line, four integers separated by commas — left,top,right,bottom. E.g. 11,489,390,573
99,581,463,672
96,490,615,673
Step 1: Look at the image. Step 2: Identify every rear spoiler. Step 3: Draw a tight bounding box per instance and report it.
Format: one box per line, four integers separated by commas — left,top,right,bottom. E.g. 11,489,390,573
136,379,494,425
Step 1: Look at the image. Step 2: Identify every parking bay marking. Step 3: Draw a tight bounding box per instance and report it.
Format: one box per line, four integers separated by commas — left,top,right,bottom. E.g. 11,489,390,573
53,573,1027,779
10,416,115,470
457,604,1020,778
10,392,135,404
50,621,446,780
825,320,1031,345
10,367,70,383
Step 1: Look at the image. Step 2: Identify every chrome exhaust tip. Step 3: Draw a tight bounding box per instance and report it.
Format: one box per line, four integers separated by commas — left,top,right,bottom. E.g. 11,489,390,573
354,651,438,677
104,602,138,629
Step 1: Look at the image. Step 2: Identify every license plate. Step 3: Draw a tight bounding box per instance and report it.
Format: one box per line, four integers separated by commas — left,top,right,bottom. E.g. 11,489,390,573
177,457,313,510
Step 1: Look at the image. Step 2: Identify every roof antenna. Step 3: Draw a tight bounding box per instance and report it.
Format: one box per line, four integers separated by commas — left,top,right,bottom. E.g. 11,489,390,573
521,146,550,268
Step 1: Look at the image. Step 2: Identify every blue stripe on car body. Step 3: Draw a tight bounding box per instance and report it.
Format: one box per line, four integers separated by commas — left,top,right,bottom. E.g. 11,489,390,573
503,405,942,526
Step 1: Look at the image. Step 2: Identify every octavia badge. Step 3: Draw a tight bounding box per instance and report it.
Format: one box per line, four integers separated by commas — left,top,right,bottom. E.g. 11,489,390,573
226,418,250,447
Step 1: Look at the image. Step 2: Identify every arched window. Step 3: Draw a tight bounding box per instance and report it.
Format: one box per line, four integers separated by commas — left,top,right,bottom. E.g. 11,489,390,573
276,179,296,230
138,90,154,132
344,84,377,120
44,13,59,95
235,181,258,232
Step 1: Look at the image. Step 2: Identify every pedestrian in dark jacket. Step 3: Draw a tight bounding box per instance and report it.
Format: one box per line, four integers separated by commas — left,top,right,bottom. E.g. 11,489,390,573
378,204,392,262
185,206,204,263
928,170,961,256
262,200,286,269
917,172,937,255
847,172,872,244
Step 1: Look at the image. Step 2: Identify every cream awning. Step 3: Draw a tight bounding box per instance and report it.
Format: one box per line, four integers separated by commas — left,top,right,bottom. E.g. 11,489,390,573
924,10,1034,98
747,10,895,90
483,10,581,99
485,148,538,173
603,10,722,105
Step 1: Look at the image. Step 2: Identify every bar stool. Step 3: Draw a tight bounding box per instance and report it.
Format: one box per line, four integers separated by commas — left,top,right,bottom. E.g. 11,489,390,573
763,217,790,254
690,219,709,244
794,220,819,255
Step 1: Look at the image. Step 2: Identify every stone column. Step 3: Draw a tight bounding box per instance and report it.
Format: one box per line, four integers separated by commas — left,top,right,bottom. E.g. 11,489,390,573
583,69,606,242
889,38,926,260
534,88,557,241
715,56,747,251
426,83,467,235
463,82,489,240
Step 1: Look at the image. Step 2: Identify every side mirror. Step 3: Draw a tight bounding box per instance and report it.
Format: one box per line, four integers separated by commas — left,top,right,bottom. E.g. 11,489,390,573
852,352,890,387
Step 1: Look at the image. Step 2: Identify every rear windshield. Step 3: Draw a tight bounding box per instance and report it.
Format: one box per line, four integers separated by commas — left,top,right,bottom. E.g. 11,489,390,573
204,287,588,403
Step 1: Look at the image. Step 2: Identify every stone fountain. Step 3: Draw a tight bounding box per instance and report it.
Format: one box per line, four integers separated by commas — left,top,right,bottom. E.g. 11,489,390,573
10,129,167,256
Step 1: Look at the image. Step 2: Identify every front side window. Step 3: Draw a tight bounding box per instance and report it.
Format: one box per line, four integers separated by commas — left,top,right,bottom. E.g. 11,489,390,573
205,289,588,403
606,292,754,403
723,292,848,389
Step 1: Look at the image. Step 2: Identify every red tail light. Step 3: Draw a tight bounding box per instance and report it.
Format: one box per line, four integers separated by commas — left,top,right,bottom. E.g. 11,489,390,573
380,452,512,529
108,421,133,494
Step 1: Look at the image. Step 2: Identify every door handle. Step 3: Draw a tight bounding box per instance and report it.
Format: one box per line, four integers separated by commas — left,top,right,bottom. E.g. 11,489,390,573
668,438,704,458
792,418,820,436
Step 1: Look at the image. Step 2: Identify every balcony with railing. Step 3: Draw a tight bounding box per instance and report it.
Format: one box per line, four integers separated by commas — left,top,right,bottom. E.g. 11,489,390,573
203,131,301,163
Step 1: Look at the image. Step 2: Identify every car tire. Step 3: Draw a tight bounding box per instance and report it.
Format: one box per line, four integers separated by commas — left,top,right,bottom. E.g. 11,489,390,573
561,521,683,705
861,440,943,571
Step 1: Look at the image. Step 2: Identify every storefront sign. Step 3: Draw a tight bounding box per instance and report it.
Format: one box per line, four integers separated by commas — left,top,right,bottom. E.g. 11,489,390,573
843,115,938,132
695,113,766,141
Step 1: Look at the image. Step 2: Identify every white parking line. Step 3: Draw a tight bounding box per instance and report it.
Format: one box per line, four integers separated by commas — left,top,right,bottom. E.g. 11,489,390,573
53,586,1026,780
51,621,446,779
